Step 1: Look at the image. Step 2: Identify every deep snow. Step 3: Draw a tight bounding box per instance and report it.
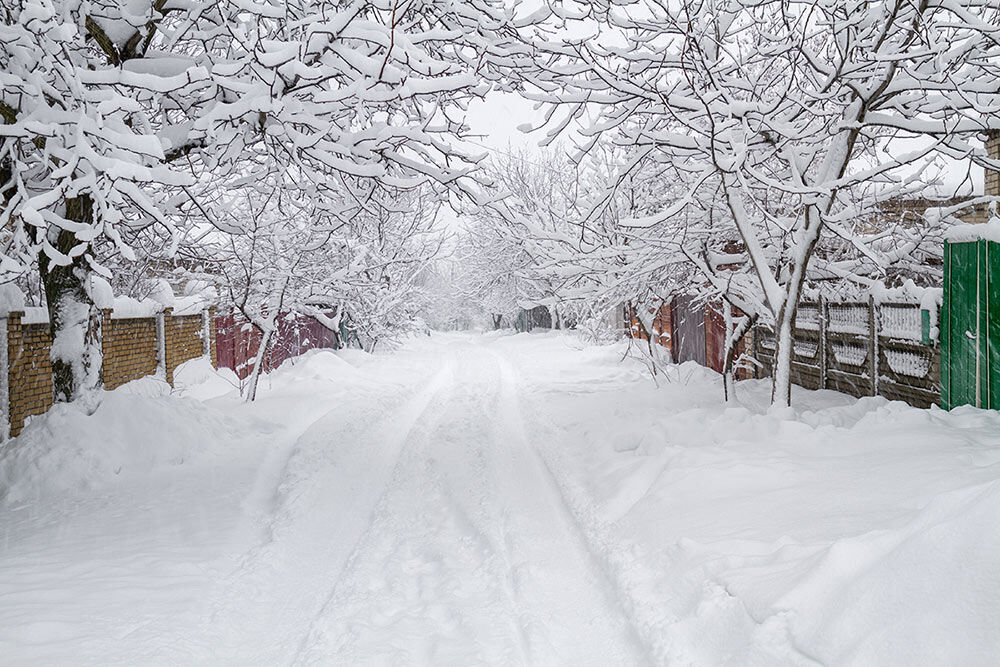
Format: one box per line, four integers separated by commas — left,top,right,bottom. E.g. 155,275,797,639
0,332,998,665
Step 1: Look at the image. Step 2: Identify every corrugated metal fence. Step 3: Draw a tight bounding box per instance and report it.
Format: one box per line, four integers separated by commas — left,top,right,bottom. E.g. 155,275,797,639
215,312,340,380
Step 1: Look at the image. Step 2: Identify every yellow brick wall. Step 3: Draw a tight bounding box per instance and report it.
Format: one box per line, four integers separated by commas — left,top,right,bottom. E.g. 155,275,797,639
986,131,1000,199
164,313,207,385
7,315,54,437
102,315,159,391
4,308,217,437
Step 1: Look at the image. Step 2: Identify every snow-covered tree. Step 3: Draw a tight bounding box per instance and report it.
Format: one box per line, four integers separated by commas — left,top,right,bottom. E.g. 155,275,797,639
183,163,445,398
517,0,1000,405
1,0,517,401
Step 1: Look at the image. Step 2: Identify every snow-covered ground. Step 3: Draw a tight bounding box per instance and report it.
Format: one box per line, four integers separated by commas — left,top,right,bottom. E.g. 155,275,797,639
1,332,998,666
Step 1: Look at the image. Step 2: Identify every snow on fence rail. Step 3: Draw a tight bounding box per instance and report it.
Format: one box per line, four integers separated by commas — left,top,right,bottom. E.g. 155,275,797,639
1,305,217,438
754,297,940,408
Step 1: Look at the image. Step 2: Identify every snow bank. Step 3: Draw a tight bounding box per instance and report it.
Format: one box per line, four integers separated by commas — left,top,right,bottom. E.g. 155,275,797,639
336,347,375,367
173,357,240,401
779,479,1000,666
0,390,250,504
515,334,1000,666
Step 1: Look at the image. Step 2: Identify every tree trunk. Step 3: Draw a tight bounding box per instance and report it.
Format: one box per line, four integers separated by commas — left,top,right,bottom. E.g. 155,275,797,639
723,307,757,402
39,195,102,403
770,302,797,408
245,324,274,402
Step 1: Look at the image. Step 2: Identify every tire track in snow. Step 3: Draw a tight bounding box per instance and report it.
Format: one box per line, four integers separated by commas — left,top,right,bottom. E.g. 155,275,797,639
192,358,457,664
498,346,704,664
292,339,651,665
290,348,532,666
485,346,656,665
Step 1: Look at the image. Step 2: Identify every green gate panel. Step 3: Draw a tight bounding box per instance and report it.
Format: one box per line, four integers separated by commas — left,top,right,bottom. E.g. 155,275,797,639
942,239,1000,410
987,240,1000,407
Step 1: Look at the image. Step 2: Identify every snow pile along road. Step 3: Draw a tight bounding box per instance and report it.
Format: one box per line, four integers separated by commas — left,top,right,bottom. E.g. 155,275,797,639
0,332,998,666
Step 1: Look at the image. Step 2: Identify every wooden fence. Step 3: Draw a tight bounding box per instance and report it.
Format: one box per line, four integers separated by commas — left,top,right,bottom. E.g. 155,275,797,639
754,298,939,408
628,296,940,408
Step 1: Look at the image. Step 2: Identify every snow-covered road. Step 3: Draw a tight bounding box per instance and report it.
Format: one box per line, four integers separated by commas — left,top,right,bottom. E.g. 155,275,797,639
198,337,649,665
2,332,999,665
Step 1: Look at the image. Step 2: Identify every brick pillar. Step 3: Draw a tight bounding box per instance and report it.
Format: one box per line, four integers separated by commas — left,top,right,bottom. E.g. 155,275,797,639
100,309,112,389
207,306,218,368
6,312,23,437
986,130,1000,199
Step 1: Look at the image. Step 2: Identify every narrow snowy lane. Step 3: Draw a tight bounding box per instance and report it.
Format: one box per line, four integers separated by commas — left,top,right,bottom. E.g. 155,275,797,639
4,332,999,666
287,338,649,665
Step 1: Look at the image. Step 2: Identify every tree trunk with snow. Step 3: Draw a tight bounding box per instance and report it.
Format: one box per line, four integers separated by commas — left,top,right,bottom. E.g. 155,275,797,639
39,197,102,403
770,307,795,408
722,307,757,403
245,323,274,403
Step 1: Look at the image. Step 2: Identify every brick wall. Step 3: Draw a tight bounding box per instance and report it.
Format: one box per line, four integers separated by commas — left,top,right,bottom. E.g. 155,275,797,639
3,307,216,438
163,311,207,386
7,314,54,438
102,314,159,391
207,308,218,369
986,131,1000,199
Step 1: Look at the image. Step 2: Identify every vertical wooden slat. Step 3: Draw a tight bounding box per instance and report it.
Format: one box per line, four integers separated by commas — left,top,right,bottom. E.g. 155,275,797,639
819,295,827,390
869,295,879,397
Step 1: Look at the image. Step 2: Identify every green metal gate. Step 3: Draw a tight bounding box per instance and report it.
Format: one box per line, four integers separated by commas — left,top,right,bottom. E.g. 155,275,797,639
941,239,1000,409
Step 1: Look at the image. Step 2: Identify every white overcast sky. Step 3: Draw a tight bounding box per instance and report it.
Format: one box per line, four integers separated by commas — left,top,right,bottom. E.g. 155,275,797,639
463,91,547,154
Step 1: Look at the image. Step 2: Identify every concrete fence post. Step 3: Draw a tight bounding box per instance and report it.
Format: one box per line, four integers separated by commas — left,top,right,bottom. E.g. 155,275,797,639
201,308,211,359
156,308,168,381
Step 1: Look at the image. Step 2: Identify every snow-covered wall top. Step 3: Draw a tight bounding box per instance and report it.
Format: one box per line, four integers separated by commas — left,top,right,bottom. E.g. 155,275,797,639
22,307,49,325
109,297,164,319
944,219,1000,243
0,281,213,322
0,285,26,317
